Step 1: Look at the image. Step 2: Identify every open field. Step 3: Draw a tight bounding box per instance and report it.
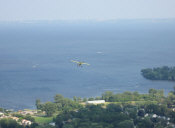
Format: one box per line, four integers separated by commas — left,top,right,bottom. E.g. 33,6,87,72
34,116,53,124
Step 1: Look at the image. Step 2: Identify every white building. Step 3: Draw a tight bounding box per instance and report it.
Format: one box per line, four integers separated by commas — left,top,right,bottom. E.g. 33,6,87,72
0,112,4,116
49,122,56,126
21,119,32,126
86,100,105,104
144,113,148,117
18,110,37,115
11,117,19,121
152,114,157,118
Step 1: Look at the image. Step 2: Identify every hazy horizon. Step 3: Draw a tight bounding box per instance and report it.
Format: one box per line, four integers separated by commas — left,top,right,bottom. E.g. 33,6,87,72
1,18,175,23
0,0,175,21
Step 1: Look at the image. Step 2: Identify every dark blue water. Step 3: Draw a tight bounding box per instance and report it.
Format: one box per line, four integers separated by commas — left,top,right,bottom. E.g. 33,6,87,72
0,20,175,110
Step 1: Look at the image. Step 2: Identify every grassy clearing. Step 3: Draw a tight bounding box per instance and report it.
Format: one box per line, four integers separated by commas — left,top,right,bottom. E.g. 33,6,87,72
23,109,37,111
34,116,53,124
104,100,158,105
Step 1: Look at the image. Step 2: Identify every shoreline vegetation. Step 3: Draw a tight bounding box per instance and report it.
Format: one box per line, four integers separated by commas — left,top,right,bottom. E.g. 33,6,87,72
1,66,175,127
141,66,175,81
1,87,175,128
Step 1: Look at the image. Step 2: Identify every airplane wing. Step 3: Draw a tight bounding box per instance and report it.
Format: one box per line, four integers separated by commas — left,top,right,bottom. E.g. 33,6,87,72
71,60,80,64
82,63,90,65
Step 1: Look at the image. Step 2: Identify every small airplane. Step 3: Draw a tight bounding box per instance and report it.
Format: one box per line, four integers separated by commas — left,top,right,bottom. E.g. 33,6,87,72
71,60,90,67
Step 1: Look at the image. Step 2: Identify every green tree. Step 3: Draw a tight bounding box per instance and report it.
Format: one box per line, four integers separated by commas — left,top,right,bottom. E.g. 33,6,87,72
0,118,23,128
102,91,114,101
43,102,57,117
106,104,122,113
83,98,87,102
136,118,153,128
54,94,65,104
88,97,94,101
73,96,78,102
35,99,44,110
117,120,134,128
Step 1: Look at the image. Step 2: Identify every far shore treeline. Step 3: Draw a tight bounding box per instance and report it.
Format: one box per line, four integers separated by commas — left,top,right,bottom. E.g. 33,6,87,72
141,66,175,81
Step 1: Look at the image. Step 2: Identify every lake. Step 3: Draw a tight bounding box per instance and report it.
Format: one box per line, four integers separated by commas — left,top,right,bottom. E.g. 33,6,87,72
0,20,175,110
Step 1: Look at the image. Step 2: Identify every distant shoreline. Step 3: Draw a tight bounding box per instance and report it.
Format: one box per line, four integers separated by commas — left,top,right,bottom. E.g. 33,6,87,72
141,66,175,81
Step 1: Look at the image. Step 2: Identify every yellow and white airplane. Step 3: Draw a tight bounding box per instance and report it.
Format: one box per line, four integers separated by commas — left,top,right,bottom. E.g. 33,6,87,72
71,60,90,67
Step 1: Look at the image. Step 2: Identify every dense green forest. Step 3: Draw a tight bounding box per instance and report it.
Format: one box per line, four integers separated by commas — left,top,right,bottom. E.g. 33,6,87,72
1,87,175,128
54,88,175,128
141,66,175,81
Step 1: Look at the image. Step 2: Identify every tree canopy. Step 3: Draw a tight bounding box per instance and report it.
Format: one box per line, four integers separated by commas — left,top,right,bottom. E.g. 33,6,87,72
141,66,175,81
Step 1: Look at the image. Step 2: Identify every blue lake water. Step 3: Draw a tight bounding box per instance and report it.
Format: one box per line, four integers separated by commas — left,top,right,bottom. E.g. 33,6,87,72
0,20,175,110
